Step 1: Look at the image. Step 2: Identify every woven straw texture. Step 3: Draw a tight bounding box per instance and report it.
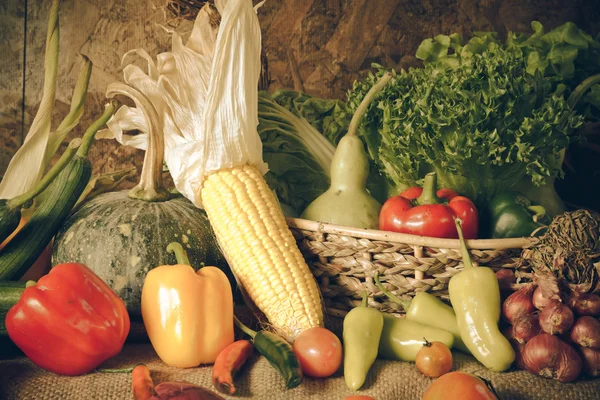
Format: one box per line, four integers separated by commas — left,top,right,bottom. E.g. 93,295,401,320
287,218,534,316
2,342,600,400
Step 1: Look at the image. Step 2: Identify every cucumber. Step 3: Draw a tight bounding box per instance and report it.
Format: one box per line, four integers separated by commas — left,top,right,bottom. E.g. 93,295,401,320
0,281,31,335
0,103,116,280
0,138,81,245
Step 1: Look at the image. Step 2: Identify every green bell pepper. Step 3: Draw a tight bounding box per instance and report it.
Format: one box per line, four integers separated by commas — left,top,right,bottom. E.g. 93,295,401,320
485,191,549,238
378,314,455,361
374,274,469,354
449,218,515,372
343,292,383,391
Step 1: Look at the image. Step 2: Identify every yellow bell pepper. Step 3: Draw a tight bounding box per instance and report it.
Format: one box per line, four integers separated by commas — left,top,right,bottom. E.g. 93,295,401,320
141,242,234,368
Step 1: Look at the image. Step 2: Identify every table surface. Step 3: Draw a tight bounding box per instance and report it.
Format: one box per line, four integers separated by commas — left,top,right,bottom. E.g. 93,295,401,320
1,339,600,400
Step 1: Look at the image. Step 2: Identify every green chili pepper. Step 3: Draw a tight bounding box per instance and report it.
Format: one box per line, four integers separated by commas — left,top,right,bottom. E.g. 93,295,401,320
449,218,515,372
484,191,549,238
378,314,455,361
374,274,469,354
234,316,302,389
343,291,383,391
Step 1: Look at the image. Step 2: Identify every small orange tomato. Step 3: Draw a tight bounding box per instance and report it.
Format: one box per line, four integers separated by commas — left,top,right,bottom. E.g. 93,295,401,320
343,396,376,400
422,372,498,400
415,340,453,378
293,327,342,378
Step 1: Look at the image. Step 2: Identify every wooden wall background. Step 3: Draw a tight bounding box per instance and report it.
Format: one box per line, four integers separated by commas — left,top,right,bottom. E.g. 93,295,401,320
1,0,599,185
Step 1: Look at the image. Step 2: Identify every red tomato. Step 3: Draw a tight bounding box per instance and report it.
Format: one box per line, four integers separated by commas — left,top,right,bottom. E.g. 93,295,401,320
293,327,342,378
415,341,453,378
422,372,498,400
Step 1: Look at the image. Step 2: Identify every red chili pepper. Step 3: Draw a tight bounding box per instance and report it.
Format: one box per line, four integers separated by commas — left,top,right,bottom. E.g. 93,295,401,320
5,262,130,376
379,172,478,239
212,340,254,395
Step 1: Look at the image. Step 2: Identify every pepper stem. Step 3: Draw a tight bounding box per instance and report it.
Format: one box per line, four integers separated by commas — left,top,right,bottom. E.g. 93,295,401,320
166,242,190,266
527,205,546,223
8,138,81,209
360,291,369,307
454,217,475,269
233,315,257,340
347,72,393,137
423,337,431,347
374,273,411,312
96,366,136,373
416,172,442,205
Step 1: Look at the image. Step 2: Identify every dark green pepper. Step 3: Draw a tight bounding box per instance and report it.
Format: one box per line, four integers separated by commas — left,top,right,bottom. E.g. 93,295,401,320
234,316,302,389
484,191,549,238
343,291,383,390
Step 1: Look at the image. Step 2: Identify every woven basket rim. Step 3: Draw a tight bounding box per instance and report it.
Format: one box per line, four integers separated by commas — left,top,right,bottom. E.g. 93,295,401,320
286,217,536,250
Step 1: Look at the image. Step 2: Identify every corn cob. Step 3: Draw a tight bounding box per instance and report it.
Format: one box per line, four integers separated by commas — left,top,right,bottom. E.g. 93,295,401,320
201,164,324,342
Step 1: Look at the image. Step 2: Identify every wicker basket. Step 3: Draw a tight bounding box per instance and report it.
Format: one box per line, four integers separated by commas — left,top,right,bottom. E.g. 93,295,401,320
287,217,537,318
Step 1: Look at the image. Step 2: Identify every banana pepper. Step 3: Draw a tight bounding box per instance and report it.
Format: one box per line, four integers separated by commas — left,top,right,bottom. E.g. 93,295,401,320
449,218,515,372
141,242,234,368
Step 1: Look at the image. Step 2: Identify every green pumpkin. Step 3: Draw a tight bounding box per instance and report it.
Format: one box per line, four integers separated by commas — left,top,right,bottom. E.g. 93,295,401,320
52,191,231,318
51,84,233,322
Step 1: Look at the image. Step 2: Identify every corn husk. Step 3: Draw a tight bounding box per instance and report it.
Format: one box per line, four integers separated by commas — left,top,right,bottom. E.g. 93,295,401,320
98,0,267,207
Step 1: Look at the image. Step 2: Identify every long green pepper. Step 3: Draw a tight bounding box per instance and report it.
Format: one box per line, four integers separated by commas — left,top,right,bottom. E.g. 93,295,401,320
374,273,469,354
343,291,383,391
449,218,515,372
234,316,302,389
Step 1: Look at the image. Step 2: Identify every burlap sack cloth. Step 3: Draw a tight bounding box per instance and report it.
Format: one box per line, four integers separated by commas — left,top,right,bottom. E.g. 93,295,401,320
2,337,600,400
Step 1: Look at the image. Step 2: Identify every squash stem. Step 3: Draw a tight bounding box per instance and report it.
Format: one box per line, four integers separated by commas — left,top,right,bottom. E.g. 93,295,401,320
527,205,547,223
166,242,191,266
374,273,411,312
8,138,82,209
346,72,393,137
454,217,475,269
233,315,257,340
106,83,171,202
77,101,117,158
416,172,443,205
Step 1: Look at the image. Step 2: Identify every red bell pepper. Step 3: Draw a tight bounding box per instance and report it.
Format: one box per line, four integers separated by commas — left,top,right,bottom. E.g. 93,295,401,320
5,262,130,376
379,172,479,239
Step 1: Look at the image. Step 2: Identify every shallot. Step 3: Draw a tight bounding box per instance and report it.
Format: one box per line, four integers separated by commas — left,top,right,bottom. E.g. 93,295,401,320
512,314,541,344
522,334,582,383
580,347,600,378
569,316,600,349
571,293,600,317
539,300,574,335
496,269,515,292
502,284,536,324
532,286,553,310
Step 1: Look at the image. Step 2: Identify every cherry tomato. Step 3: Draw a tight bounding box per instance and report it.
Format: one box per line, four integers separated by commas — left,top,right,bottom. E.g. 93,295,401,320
343,396,376,400
292,327,342,378
422,372,498,400
415,341,453,378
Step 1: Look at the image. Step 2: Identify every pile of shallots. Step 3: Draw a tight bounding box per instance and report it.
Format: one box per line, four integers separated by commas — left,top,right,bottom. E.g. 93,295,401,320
499,278,600,382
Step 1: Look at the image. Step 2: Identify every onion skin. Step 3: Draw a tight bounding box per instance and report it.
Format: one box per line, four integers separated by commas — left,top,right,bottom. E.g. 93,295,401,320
496,269,515,292
539,301,574,335
503,327,526,370
570,316,600,349
532,287,553,310
522,334,582,383
502,284,536,324
512,314,541,344
571,294,600,317
580,347,600,378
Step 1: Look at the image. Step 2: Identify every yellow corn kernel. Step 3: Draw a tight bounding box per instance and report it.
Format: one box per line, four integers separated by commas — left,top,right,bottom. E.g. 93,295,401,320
201,164,324,341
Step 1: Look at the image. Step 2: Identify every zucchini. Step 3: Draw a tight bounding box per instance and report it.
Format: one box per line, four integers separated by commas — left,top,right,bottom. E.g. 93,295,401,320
0,281,35,335
0,102,116,280
0,138,81,244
